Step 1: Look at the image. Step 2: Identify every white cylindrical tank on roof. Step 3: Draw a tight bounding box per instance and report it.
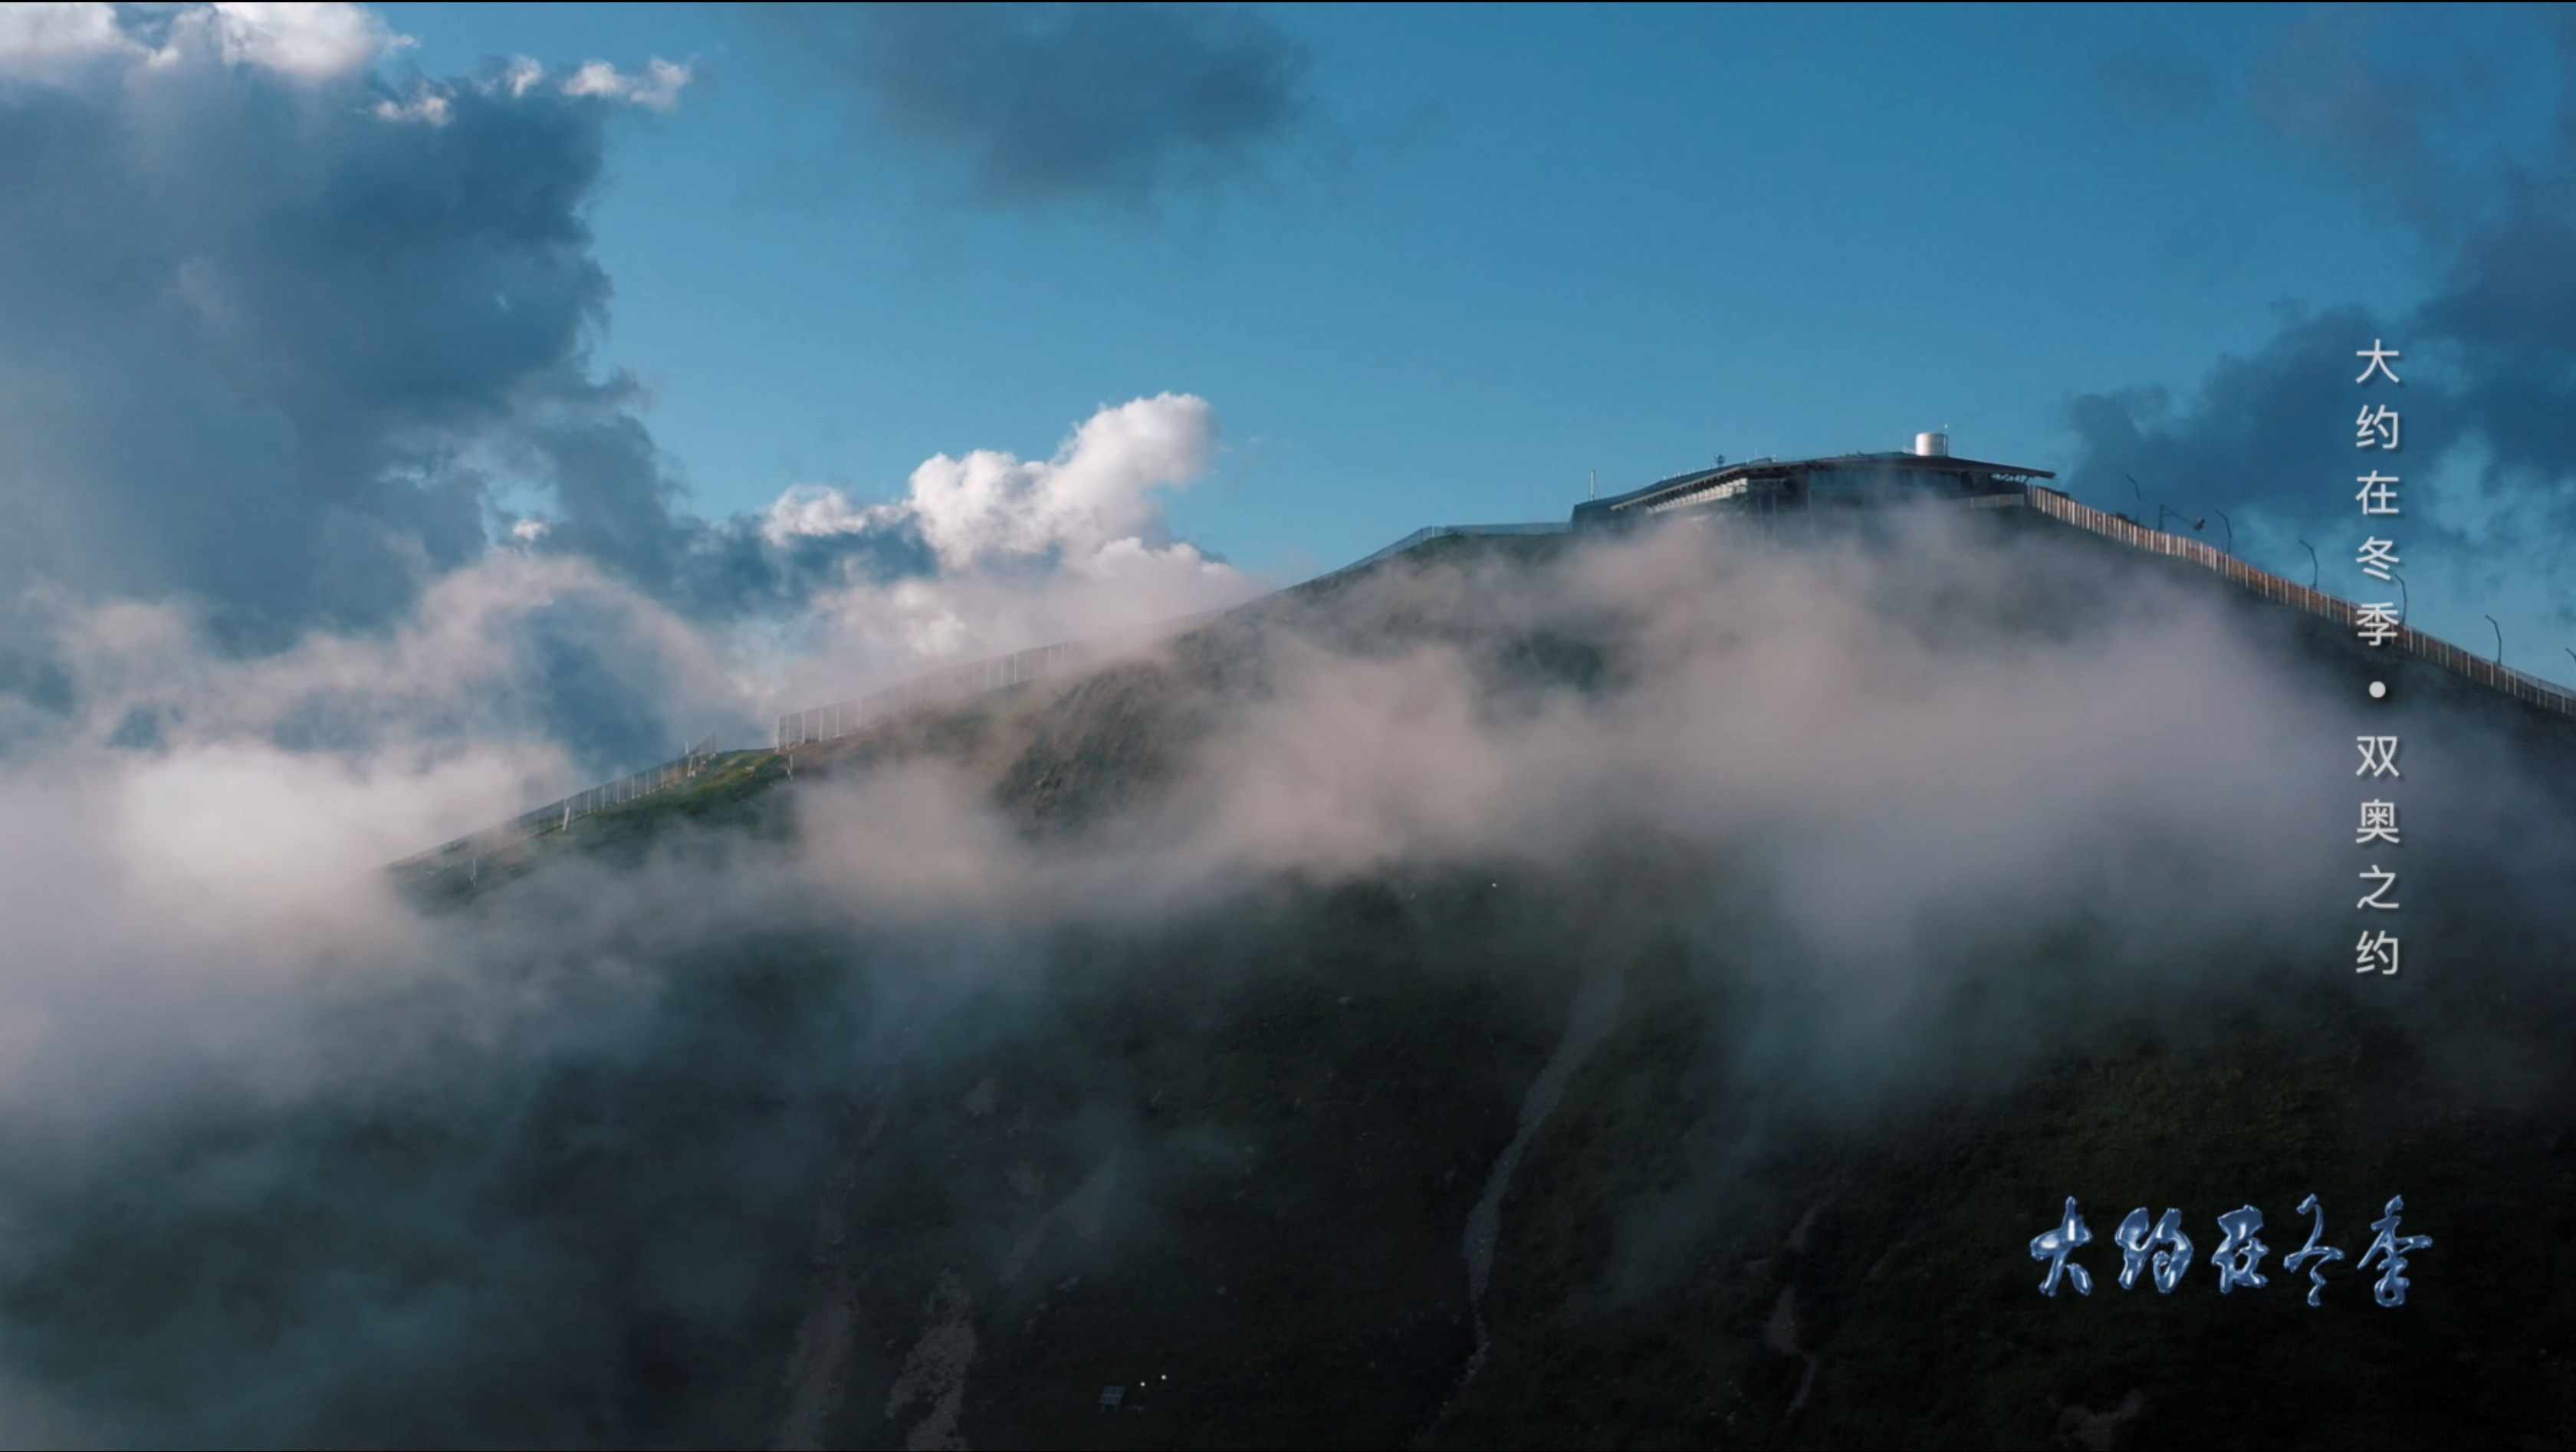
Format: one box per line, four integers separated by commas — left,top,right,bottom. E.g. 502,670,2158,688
1914,432,1950,458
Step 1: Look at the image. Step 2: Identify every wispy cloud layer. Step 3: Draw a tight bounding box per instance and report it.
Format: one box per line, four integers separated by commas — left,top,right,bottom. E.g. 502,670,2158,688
6,507,2566,1444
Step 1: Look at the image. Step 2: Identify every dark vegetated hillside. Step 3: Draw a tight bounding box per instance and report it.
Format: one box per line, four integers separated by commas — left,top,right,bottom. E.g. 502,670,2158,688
17,517,2576,1450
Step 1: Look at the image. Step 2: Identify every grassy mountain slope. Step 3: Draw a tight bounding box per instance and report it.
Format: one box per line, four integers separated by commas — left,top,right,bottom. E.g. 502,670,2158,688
15,517,2576,1450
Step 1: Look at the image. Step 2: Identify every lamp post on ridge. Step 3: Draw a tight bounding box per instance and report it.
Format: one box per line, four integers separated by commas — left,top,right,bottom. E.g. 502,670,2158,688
2211,509,2233,556
2486,614,2504,667
2298,540,2319,591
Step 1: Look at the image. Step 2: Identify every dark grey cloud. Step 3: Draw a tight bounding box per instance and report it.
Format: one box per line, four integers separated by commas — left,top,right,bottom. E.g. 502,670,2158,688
0,51,611,643
2064,10,2576,615
672,507,939,623
518,408,938,624
0,21,936,766
0,26,927,610
757,2,1317,208
0,9,1257,785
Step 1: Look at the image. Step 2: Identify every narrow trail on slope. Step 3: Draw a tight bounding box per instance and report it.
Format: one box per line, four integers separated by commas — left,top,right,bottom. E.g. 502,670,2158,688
770,1069,902,1452
1449,964,1628,1398
884,1272,978,1451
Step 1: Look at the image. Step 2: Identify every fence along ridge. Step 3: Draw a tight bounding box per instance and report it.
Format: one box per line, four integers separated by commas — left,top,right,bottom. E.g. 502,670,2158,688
398,608,1246,873
773,525,1571,751
2020,485,2576,718
410,524,1566,875
1308,521,1569,585
410,498,2565,875
772,603,1248,750
391,733,723,872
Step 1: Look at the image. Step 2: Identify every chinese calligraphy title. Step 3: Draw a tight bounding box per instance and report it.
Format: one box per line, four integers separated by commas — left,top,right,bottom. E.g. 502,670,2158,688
2032,1195,2430,1306
2354,342,2404,977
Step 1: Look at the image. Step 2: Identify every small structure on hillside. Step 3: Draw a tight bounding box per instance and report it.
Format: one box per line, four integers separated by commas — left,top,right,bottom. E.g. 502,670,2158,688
1570,432,2053,531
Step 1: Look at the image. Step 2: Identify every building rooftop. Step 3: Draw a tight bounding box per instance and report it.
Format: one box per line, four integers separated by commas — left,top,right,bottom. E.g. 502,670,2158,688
1573,442,2056,528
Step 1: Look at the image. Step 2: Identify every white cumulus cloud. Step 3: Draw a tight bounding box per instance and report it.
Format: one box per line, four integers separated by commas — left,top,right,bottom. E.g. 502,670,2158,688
0,2,409,86
758,483,902,547
560,56,692,111
745,394,1257,707
196,2,407,80
0,2,135,80
906,392,1220,569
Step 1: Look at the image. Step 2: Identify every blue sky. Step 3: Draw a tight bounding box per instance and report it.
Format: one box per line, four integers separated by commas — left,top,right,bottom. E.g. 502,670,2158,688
5,0,2575,777
375,2,2454,572
7,12,2575,1437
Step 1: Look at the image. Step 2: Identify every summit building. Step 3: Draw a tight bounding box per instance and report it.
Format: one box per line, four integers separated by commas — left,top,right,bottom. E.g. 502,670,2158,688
1571,432,2055,531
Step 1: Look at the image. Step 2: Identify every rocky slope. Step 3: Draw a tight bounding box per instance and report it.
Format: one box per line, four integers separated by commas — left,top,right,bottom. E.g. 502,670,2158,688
12,518,2575,1449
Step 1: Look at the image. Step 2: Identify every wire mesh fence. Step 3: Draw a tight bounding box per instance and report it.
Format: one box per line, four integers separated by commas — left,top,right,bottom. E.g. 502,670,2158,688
1303,521,1569,585
772,604,1247,751
396,606,1250,873
774,527,1572,752
2022,487,2576,717
389,734,724,872
774,639,1089,749
409,528,1559,871
404,496,2566,875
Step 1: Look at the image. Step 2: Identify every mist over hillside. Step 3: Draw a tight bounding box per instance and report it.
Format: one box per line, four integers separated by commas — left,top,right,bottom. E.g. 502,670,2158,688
2,511,2571,1448
12,5,2576,1447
